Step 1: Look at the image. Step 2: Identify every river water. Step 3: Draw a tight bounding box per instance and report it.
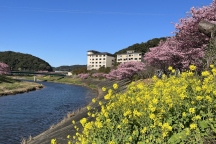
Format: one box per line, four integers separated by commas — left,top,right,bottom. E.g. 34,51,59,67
0,81,96,144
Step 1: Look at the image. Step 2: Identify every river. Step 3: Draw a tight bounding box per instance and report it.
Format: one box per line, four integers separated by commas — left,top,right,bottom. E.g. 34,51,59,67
0,81,96,144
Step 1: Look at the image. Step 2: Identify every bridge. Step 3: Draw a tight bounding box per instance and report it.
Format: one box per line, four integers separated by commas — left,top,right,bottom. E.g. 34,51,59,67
10,71,66,76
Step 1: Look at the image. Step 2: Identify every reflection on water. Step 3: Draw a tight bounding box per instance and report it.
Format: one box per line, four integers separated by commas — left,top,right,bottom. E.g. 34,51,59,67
0,81,96,144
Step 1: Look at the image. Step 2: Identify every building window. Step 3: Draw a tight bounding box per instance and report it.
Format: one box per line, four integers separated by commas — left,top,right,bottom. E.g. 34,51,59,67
99,58,101,60
92,59,94,60
135,58,137,60
103,58,105,60
96,59,98,60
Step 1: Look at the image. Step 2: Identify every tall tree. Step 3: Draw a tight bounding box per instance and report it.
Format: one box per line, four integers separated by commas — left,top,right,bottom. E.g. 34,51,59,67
144,0,216,71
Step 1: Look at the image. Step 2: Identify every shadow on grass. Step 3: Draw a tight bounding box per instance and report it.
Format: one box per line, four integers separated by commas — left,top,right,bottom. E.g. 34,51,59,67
0,75,20,83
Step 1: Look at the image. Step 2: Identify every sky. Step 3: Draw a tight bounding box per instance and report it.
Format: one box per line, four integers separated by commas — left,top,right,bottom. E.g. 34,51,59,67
0,0,213,67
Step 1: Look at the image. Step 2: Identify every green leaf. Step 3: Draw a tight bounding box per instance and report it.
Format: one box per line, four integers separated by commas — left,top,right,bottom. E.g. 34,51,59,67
168,132,185,144
198,120,209,130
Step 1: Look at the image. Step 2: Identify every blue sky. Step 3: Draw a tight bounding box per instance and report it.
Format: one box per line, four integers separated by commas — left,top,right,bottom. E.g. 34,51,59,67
0,0,213,67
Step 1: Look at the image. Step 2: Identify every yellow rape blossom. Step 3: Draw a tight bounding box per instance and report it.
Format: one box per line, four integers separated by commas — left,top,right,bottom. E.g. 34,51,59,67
95,121,103,128
102,86,106,92
190,123,197,130
196,96,203,101
182,112,187,117
113,83,119,89
149,113,156,120
104,94,111,100
72,120,75,124
168,66,173,71
108,141,115,144
171,69,175,73
51,138,57,144
189,64,196,71
87,106,91,110
92,98,96,103
202,71,210,77
141,127,147,134
189,108,195,114
210,64,214,68
80,118,87,127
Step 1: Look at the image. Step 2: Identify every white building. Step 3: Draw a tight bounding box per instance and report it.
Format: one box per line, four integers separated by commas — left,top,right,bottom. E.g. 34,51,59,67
87,50,115,70
116,50,143,63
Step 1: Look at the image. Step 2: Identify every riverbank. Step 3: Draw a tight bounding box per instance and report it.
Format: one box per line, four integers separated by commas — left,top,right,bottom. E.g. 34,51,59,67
0,76,43,96
25,77,130,144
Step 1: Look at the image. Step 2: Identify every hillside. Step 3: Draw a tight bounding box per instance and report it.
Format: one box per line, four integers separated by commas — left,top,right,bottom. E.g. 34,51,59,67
53,65,86,71
114,37,167,55
0,51,53,71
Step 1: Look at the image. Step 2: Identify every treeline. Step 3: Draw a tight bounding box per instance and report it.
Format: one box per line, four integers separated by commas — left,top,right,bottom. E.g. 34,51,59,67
53,65,86,71
72,66,111,75
0,51,53,71
114,37,167,55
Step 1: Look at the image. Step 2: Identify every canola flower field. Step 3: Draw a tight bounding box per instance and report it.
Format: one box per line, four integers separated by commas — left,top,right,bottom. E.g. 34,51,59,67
53,65,216,144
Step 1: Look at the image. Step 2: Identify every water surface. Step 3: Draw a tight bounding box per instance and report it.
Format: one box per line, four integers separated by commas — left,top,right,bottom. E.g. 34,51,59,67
0,81,96,144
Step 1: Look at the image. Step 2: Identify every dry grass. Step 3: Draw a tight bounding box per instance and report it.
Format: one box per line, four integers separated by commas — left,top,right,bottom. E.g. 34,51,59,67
0,76,43,96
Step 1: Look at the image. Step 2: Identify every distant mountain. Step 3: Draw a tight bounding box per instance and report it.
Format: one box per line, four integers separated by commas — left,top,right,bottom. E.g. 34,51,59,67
53,65,86,71
114,37,167,55
0,51,53,71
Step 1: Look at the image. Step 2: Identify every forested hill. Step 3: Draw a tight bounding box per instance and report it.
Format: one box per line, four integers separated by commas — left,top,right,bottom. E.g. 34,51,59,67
0,51,53,71
53,65,86,71
114,37,167,55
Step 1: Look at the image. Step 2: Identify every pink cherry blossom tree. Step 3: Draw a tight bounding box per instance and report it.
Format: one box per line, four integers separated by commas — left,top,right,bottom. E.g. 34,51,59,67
78,73,90,79
106,61,145,80
92,72,106,79
144,0,216,72
0,62,11,75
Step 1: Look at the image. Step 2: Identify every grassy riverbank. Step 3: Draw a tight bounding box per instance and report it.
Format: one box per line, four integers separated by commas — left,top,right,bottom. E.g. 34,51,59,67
25,69,216,143
0,75,43,96
18,75,98,90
